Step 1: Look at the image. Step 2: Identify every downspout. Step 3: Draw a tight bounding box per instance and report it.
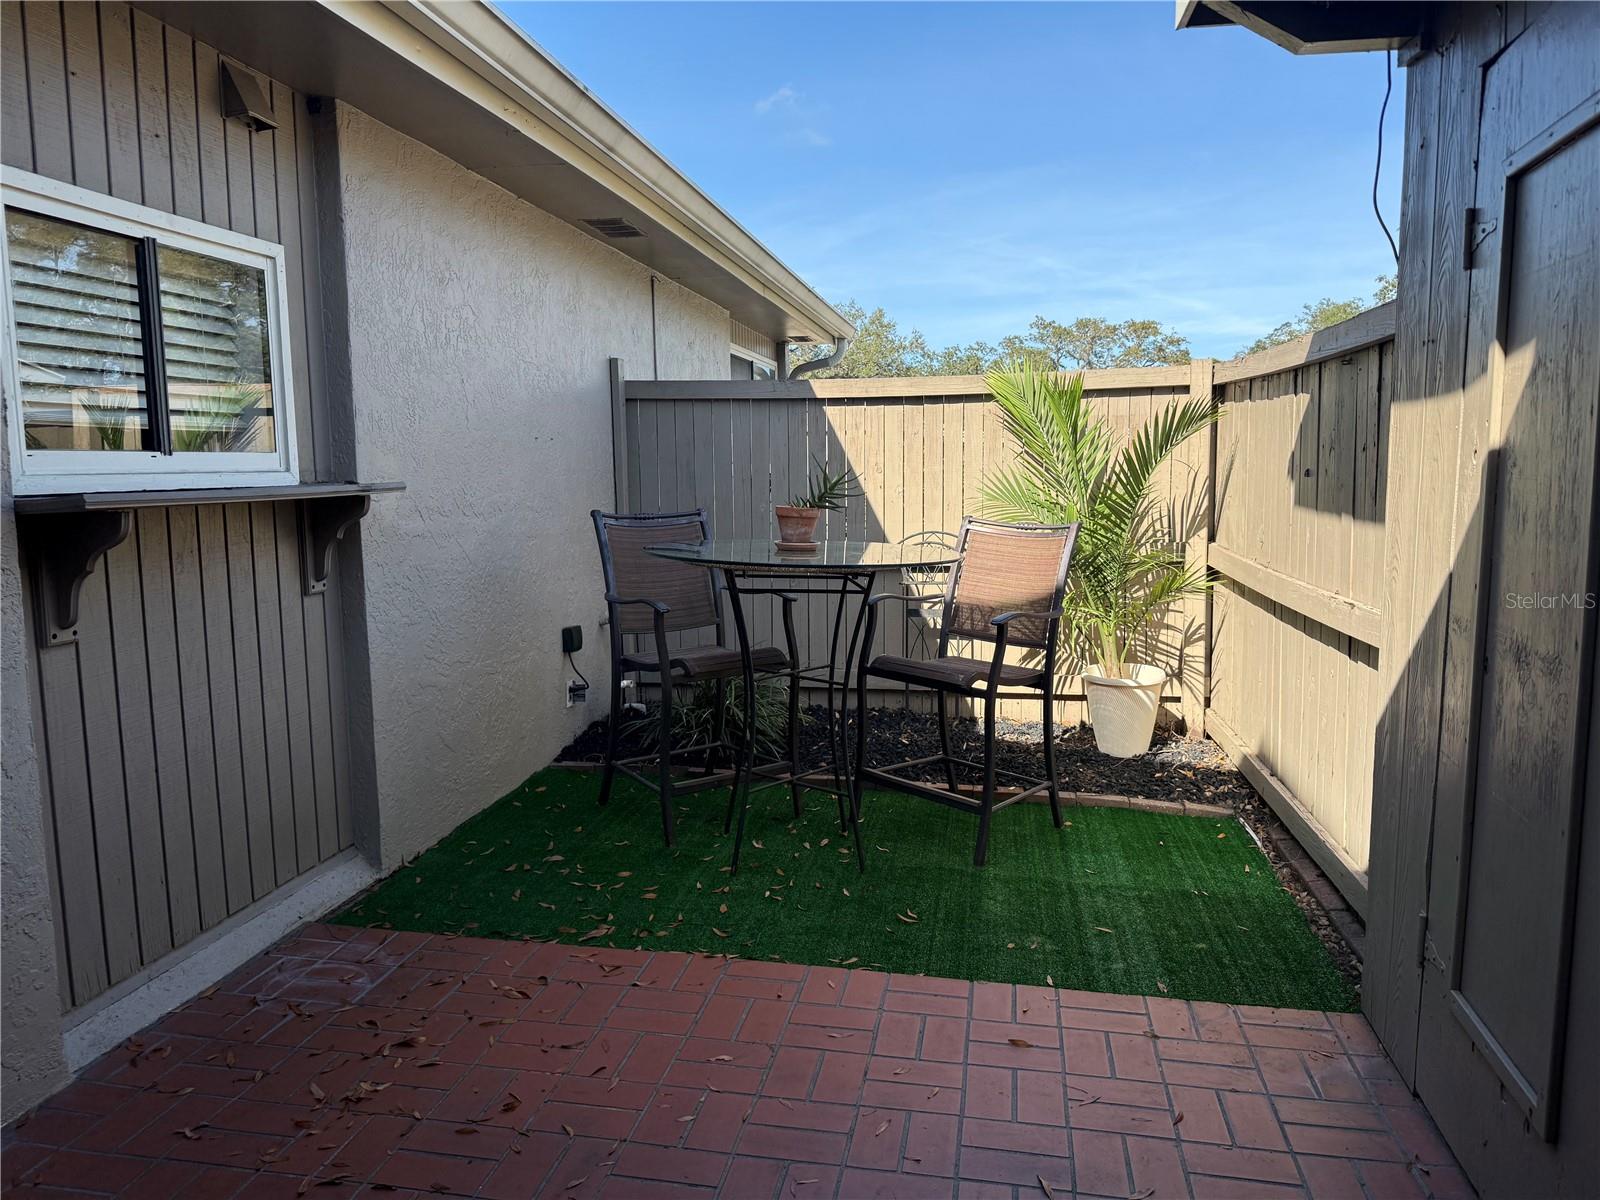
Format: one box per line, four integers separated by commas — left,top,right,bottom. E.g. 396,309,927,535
788,334,851,380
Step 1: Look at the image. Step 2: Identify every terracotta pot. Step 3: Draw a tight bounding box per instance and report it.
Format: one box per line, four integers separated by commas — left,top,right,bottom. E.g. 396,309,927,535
774,505,821,545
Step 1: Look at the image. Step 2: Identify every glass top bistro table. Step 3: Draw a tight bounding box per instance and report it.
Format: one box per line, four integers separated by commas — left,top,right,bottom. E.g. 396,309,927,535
646,538,961,871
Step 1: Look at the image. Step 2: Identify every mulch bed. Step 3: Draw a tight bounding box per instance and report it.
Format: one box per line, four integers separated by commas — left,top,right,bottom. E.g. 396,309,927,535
557,704,1364,999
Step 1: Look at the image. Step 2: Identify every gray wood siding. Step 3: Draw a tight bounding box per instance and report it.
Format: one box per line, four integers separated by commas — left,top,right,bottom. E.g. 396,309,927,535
2,1,353,1010
1364,2,1600,1193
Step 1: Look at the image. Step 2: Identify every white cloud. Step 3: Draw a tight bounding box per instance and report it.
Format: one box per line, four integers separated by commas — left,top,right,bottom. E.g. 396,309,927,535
754,84,799,115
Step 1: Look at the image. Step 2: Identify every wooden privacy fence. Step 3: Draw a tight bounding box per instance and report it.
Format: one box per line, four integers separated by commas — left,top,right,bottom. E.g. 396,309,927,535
612,301,1394,913
1205,303,1393,911
615,366,1207,731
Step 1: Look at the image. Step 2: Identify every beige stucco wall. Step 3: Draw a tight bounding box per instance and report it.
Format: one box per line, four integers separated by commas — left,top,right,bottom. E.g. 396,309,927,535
330,104,728,869
1,445,70,1122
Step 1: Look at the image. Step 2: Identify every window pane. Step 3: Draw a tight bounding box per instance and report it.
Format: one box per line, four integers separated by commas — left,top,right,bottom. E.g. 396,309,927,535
158,245,275,453
5,209,151,451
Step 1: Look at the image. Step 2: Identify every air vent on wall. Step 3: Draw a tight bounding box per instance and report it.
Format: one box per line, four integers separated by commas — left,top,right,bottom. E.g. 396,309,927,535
582,217,646,239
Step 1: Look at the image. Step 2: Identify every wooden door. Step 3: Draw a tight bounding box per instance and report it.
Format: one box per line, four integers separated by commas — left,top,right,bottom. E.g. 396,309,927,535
1407,5,1600,1185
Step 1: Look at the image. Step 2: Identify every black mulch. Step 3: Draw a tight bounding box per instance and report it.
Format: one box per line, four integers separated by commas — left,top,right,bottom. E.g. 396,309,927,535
557,704,1363,997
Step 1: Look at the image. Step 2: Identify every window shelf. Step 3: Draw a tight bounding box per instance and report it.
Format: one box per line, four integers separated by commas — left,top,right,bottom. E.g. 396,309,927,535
15,480,404,646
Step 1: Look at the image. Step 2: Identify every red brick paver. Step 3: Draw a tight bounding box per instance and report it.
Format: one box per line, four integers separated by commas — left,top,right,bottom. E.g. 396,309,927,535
2,928,1474,1199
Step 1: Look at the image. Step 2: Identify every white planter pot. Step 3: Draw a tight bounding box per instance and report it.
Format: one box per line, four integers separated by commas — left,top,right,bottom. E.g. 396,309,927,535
1082,663,1166,758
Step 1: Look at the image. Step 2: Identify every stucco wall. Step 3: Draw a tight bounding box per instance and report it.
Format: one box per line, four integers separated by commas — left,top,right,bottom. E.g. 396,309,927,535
1,439,69,1122
330,104,728,868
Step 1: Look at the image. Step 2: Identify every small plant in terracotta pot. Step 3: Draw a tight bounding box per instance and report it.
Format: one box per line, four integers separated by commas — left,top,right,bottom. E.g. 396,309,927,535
775,459,860,546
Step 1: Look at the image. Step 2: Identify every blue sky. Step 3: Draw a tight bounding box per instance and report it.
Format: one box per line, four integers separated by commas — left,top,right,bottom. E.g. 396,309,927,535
504,1,1404,359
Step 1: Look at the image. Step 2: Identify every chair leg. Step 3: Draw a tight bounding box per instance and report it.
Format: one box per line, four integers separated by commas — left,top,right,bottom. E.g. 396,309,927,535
937,690,960,792
974,694,998,867
852,657,870,832
598,670,623,807
787,669,803,818
705,678,726,776
657,678,677,848
730,667,758,874
723,749,745,836
1042,693,1063,829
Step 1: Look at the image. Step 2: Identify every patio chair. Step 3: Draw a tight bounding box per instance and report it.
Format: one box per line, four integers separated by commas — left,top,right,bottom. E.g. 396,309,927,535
591,509,801,847
852,517,1079,866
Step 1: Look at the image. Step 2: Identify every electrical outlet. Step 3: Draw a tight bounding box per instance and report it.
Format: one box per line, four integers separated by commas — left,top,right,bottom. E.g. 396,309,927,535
566,679,588,707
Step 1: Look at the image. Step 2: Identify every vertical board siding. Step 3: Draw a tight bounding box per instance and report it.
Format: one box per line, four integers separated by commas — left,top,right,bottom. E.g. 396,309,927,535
5,2,352,1010
623,382,1197,725
729,318,777,363
1207,341,1390,882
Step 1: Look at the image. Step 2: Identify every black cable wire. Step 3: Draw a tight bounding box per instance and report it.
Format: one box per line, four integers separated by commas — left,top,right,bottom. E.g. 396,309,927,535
565,652,589,690
1374,50,1400,264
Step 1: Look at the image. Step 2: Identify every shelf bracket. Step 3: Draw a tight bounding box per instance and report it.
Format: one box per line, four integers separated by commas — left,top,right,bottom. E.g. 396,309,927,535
299,493,371,595
21,510,134,647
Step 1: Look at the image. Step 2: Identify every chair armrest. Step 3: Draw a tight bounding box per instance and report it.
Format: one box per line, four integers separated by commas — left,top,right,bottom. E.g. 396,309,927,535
990,609,1063,628
867,591,937,609
605,593,671,614
731,587,800,605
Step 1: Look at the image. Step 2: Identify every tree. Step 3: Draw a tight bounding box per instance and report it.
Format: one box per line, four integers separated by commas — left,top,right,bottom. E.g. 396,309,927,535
1236,274,1397,358
787,301,936,378
790,305,1192,378
1009,316,1192,370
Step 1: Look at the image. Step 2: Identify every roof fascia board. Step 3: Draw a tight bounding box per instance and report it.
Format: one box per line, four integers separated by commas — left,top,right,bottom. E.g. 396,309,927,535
318,0,852,342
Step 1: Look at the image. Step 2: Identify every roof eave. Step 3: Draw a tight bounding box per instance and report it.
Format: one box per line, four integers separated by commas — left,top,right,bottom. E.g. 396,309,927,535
361,1,853,342
1175,1,1425,54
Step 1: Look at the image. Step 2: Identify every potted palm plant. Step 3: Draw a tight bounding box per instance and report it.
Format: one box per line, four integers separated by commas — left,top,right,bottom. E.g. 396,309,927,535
980,364,1217,757
775,459,860,548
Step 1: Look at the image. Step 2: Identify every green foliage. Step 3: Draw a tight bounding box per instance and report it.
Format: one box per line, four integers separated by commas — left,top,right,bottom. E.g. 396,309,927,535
789,458,862,511
172,383,266,453
1236,274,1397,358
998,316,1192,371
625,678,795,759
979,364,1218,678
79,394,132,450
789,301,1191,380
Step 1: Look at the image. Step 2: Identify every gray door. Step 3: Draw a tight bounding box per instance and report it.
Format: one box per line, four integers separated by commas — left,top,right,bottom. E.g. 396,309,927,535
1410,19,1600,1186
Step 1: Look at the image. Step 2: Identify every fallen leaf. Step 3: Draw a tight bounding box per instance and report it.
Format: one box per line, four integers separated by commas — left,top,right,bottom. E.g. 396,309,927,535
1037,1175,1055,1199
1007,1038,1033,1048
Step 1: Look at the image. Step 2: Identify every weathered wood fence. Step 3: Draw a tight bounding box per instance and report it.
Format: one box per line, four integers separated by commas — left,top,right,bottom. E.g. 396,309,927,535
614,302,1395,911
1207,304,1392,906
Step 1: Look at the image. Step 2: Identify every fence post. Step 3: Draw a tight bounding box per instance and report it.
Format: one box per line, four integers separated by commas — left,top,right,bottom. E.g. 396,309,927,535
609,357,628,512
1181,358,1216,738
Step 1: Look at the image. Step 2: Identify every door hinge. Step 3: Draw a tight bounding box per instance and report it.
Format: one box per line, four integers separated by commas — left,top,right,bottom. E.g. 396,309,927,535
1464,208,1497,269
1414,910,1429,967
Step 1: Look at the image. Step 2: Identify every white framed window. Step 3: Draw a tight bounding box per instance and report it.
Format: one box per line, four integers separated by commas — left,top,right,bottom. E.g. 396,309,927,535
2,168,299,494
729,343,777,382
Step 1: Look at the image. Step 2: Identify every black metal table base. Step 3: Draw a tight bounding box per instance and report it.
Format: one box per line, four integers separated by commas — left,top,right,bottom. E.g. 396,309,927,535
721,568,872,874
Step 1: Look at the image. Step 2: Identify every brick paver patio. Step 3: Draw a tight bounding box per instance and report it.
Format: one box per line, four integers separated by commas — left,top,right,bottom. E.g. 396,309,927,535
3,926,1472,1199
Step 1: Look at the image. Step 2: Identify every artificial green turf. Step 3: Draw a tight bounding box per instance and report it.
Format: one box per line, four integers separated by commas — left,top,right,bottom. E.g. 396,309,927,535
333,767,1355,1011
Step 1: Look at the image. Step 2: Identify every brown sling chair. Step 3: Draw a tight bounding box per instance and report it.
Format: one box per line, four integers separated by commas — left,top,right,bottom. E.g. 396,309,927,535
852,517,1080,865
591,509,801,848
